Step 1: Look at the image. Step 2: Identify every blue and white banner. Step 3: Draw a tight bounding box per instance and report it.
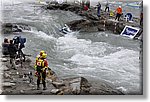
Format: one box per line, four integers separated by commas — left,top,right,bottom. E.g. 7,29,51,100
120,26,140,39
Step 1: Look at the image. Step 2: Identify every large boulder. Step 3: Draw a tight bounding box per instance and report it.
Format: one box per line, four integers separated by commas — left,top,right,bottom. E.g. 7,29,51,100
62,77,91,95
1,23,13,34
1,23,32,34
89,81,124,95
59,3,71,10
65,4,81,12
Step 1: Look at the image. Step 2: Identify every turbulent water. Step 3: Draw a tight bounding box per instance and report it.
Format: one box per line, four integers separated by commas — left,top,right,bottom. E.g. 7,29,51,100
0,0,142,94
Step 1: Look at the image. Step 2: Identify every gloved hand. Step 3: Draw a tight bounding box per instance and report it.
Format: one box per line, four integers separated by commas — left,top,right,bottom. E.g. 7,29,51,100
34,71,38,77
42,67,47,72
34,65,37,70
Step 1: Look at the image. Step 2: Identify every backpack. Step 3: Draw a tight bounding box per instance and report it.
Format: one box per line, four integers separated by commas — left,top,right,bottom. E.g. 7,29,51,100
13,36,26,48
13,36,20,44
19,38,26,44
19,38,26,48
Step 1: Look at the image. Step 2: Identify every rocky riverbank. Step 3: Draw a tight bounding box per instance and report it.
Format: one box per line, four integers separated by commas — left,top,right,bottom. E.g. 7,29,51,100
0,54,124,95
45,3,142,36
1,23,31,34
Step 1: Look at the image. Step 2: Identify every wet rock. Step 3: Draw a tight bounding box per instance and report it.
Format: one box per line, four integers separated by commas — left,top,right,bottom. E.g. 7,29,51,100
59,3,71,10
70,81,80,94
2,82,15,88
29,83,35,87
4,73,11,79
89,82,124,95
65,4,81,12
0,58,8,62
26,58,32,63
50,89,64,95
46,5,55,10
0,89,2,94
1,55,9,58
49,1,59,5
46,4,59,10
1,23,15,34
57,91,64,95
46,79,53,83
46,70,57,81
62,77,91,95
52,81,65,88
1,23,31,34
20,90,24,94
51,89,60,94
81,12,99,21
67,18,131,34
3,23,13,28
67,19,87,31
3,65,10,71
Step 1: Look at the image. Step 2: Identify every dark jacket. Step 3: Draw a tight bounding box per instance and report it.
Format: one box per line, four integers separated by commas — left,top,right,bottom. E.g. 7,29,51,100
2,43,9,55
8,44,17,58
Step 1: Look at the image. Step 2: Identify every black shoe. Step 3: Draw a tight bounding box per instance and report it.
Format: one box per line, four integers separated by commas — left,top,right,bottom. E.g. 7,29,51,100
43,87,47,90
23,59,25,62
37,86,40,90
13,68,17,70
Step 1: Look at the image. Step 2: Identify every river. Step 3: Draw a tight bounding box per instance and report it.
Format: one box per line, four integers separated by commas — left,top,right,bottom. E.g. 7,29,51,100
0,0,142,94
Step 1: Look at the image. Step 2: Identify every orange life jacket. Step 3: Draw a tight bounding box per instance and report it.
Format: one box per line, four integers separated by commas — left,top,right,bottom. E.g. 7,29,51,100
116,7,122,14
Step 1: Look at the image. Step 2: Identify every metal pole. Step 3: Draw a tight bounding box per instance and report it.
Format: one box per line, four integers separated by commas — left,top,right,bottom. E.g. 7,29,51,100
103,20,106,31
114,22,117,33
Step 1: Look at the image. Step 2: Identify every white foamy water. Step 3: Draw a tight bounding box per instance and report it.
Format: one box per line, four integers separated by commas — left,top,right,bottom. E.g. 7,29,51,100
56,33,141,94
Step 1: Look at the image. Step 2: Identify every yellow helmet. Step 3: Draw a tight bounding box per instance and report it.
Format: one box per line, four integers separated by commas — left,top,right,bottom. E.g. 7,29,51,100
40,50,45,56
41,53,47,59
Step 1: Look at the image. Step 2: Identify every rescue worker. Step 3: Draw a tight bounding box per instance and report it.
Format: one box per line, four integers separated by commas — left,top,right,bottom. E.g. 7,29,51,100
35,50,45,64
35,53,48,90
115,6,122,21
84,4,88,11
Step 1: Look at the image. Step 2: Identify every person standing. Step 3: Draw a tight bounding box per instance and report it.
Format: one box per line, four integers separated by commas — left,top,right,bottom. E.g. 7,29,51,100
86,0,90,9
84,4,88,11
13,36,26,62
105,2,109,12
115,6,122,21
140,12,143,26
8,40,17,70
34,53,48,90
97,2,101,18
2,38,10,56
140,1,143,26
35,50,45,63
